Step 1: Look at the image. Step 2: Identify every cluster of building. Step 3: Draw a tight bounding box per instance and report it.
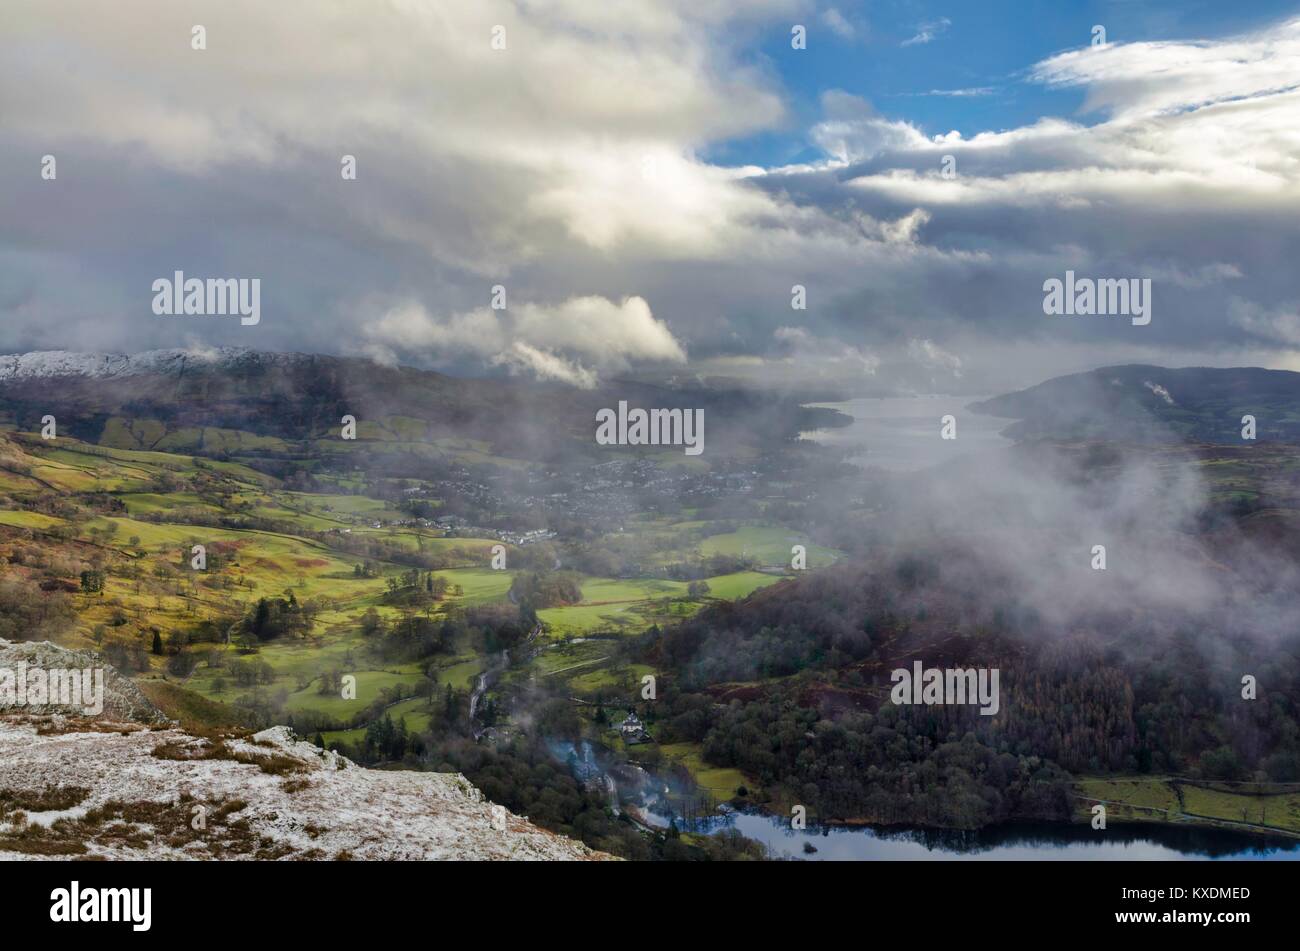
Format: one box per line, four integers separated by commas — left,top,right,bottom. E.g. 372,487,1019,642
619,711,651,745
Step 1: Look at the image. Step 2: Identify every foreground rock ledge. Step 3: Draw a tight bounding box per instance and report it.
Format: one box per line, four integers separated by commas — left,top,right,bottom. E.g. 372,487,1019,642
0,719,612,861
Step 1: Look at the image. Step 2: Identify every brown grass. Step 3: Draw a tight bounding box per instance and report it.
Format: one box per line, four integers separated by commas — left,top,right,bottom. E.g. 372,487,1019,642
151,737,310,775
0,785,90,817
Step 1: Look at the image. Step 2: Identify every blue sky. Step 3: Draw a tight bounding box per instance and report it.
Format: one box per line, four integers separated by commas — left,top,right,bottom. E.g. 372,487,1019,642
709,0,1300,167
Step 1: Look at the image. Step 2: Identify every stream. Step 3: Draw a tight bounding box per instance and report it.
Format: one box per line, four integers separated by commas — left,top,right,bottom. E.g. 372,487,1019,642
469,649,507,737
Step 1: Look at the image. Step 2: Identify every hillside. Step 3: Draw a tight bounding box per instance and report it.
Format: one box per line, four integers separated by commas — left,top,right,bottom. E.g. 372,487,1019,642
970,365,1300,443
0,348,842,464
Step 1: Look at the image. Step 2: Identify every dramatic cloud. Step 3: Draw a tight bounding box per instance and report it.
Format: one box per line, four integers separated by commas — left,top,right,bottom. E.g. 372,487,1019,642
755,18,1300,390
0,0,791,379
2,3,1299,393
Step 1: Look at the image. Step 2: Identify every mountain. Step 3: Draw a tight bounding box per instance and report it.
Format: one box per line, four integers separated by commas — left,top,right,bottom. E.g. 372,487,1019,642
0,348,523,449
0,640,610,860
970,365,1300,443
0,348,843,462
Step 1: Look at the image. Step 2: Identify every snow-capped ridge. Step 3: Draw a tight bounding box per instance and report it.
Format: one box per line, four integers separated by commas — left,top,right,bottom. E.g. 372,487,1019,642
0,348,317,382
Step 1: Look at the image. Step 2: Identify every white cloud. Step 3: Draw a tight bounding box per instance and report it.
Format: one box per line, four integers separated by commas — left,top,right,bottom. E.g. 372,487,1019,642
0,0,788,263
492,343,600,389
922,86,996,97
363,295,685,387
908,338,963,376
809,92,931,163
901,17,951,47
821,8,858,40
1031,17,1300,120
1229,298,1300,346
774,326,880,376
513,295,687,366
1143,381,1175,404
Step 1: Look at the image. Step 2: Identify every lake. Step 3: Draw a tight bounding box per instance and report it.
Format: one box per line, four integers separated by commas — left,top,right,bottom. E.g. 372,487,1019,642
801,396,1014,472
702,812,1300,861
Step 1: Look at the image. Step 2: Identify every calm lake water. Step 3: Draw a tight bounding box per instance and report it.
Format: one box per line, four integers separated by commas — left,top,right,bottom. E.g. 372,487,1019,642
703,813,1300,861
801,396,1014,472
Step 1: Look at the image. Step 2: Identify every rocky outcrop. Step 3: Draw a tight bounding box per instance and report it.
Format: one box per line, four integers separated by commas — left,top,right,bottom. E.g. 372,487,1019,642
0,639,170,725
0,643,610,860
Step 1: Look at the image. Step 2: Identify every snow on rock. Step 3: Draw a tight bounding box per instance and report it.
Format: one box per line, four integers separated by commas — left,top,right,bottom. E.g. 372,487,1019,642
0,642,609,860
0,717,611,860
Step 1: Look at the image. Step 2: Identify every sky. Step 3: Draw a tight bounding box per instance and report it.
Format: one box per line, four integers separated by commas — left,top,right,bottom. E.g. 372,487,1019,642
3,0,1300,395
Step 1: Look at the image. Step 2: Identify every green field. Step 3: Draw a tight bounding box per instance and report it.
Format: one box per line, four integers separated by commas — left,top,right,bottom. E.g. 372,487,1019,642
699,570,784,599
538,570,780,636
321,694,435,746
657,742,753,803
538,602,646,636
0,510,66,530
568,662,655,695
699,525,838,568
431,656,486,690
282,668,426,717
437,567,514,604
1075,777,1300,836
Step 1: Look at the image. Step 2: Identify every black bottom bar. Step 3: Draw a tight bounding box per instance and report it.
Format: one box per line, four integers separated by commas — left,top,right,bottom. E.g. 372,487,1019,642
4,858,1287,937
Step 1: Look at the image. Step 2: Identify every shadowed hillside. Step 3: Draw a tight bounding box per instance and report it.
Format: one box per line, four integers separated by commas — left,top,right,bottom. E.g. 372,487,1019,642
970,366,1300,444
